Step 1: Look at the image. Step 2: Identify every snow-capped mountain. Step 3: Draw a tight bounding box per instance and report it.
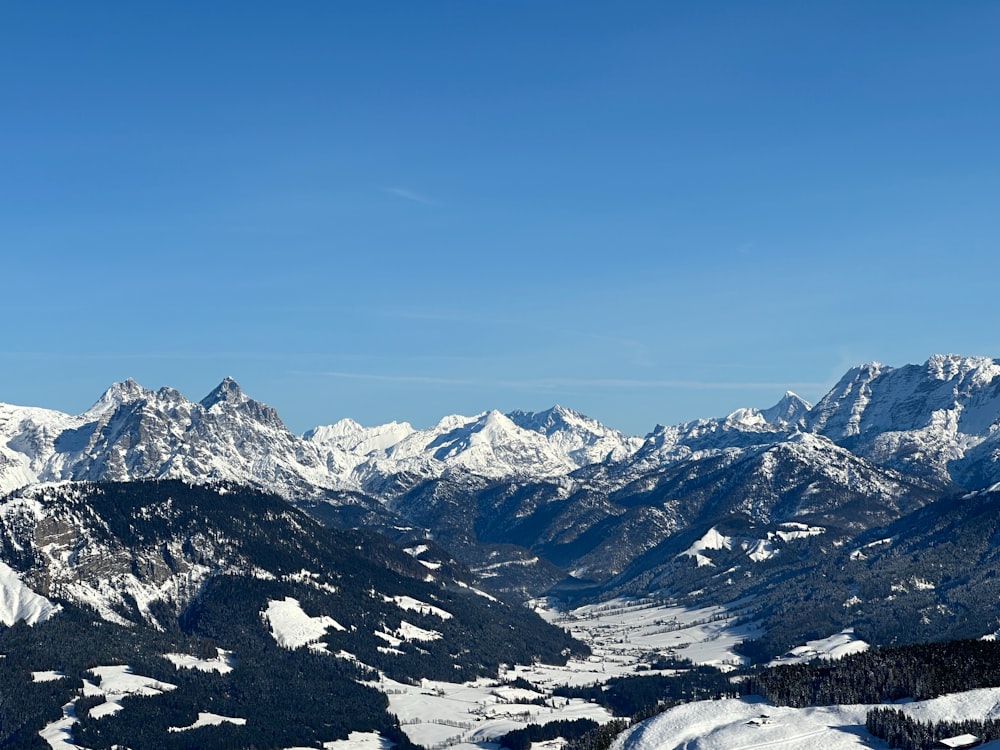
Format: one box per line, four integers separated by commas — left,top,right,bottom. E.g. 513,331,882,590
305,405,642,491
4,354,1000,603
0,382,642,498
807,354,1000,483
0,378,338,498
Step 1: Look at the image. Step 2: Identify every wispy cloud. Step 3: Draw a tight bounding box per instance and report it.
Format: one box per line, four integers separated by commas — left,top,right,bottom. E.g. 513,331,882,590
299,370,827,392
382,187,436,206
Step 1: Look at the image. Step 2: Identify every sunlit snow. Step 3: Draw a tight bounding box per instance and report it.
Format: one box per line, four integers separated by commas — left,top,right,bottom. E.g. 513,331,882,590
168,712,247,732
613,687,1000,750
87,664,177,718
263,596,345,649
383,594,453,620
768,628,869,666
678,528,732,567
0,560,61,626
38,702,79,750
31,670,66,683
165,648,235,674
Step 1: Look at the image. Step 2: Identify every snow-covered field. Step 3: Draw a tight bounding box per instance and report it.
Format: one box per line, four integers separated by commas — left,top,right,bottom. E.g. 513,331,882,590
165,647,235,673
84,665,177,719
284,731,397,750
373,674,613,750
767,628,869,666
612,687,1000,750
363,597,760,749
509,597,760,688
168,711,247,732
38,664,179,749
263,596,346,649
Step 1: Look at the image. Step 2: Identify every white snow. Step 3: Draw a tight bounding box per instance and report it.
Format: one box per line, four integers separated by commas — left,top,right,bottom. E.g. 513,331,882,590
384,594,453,620
374,675,613,748
320,731,396,750
612,697,874,750
743,538,779,563
168,712,247,732
679,528,732,567
768,629,869,666
775,523,826,542
398,621,442,641
164,648,235,674
38,702,79,750
263,596,345,649
377,620,442,645
86,664,177,718
32,670,66,682
514,597,759,687
940,735,982,749
0,560,61,626
614,687,1000,750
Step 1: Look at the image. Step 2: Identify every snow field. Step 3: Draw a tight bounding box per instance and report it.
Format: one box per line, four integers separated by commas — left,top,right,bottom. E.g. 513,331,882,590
612,697,878,750
38,665,178,749
0,559,61,626
282,731,396,750
165,647,236,673
613,688,1000,750
86,665,177,719
767,628,869,666
263,596,346,649
373,675,613,749
384,594,453,620
515,597,759,688
168,712,247,732
38,702,79,750
32,670,66,682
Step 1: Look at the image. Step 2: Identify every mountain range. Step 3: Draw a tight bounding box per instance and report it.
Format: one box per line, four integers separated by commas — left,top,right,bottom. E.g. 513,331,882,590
4,354,1000,628
6,354,1000,747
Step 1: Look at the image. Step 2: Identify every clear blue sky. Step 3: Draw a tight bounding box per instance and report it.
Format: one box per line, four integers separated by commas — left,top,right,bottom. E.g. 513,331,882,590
2,2,998,435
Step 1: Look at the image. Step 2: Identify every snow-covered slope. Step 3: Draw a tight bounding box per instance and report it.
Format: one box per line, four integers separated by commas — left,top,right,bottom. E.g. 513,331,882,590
306,406,643,490
0,381,643,498
0,378,338,498
3,355,1000,503
0,559,61,626
4,355,1000,610
807,355,1000,483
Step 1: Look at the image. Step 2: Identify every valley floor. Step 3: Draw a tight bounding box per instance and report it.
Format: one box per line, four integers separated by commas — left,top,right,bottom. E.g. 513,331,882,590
373,598,1000,750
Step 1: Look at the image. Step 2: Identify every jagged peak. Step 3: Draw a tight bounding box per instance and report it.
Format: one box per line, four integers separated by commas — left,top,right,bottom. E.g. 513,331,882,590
82,378,150,419
200,377,244,409
760,391,812,427
506,403,615,436
924,353,1000,381
476,409,518,431
304,417,364,440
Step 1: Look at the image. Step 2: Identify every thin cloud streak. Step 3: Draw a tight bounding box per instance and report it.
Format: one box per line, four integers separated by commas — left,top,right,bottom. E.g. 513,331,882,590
299,370,827,392
382,187,436,205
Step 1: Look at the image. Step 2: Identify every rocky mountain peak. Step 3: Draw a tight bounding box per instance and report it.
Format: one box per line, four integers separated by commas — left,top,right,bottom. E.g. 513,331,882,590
82,378,150,420
200,376,244,409
761,391,811,428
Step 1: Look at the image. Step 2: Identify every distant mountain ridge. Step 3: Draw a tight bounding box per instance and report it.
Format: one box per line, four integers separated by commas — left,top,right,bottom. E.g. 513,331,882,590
4,354,1000,604
0,382,643,497
5,355,999,497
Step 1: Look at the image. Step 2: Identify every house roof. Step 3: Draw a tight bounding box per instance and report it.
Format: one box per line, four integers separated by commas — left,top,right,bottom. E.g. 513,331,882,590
939,735,981,749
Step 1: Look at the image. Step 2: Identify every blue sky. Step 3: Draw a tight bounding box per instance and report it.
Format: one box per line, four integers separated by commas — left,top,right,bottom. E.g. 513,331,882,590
2,2,998,435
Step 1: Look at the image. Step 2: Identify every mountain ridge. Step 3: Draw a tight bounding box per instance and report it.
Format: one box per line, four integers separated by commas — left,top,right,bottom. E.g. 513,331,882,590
4,354,1000,605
